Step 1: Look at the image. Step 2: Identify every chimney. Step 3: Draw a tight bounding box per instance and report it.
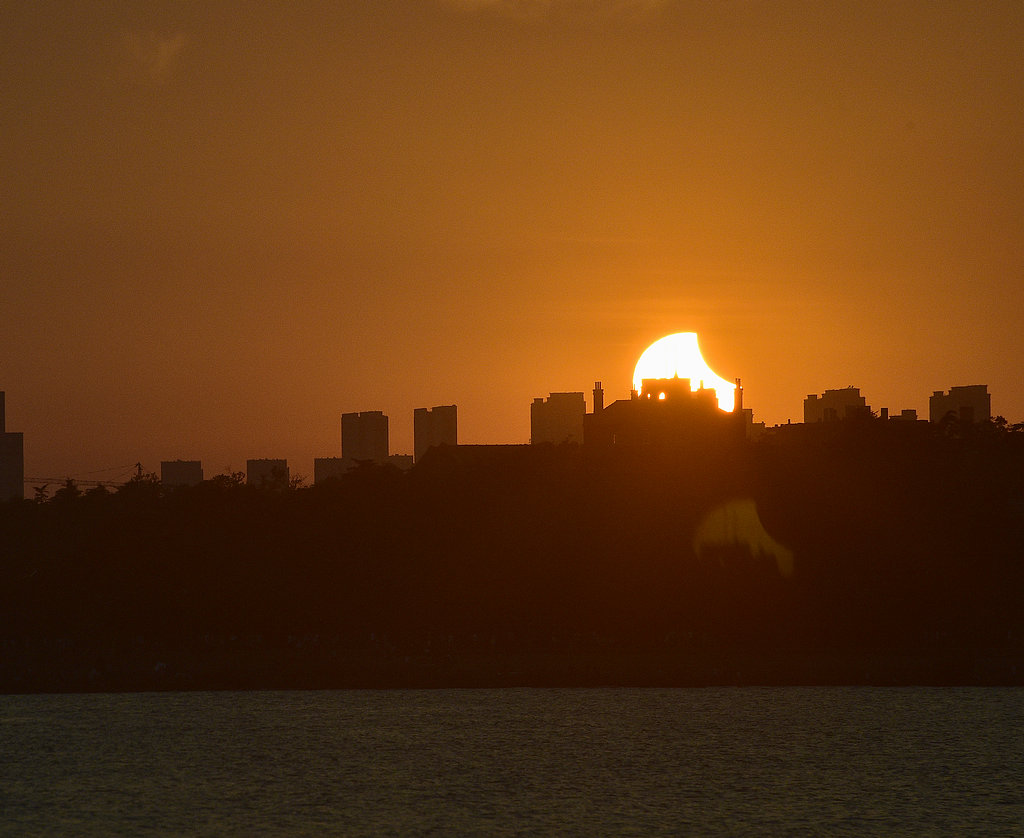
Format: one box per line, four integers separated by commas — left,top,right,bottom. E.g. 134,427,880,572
592,381,604,413
734,378,743,412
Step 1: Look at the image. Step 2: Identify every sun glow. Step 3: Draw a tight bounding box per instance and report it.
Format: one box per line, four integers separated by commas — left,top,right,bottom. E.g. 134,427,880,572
633,333,736,411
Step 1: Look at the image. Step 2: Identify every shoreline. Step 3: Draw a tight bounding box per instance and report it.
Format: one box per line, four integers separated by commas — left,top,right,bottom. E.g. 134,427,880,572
4,647,1022,693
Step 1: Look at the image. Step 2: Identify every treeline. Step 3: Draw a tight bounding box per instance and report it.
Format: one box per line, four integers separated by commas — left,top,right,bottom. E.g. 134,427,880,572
1,421,1023,687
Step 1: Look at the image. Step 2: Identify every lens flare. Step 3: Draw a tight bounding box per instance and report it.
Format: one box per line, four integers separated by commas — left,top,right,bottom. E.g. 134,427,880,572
633,333,736,411
693,498,794,577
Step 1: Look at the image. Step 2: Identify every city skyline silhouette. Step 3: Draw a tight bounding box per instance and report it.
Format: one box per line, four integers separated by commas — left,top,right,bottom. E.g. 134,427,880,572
1,364,1008,497
4,2,1023,480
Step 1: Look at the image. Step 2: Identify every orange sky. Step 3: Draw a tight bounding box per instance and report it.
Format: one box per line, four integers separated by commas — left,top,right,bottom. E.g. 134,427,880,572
3,1,1023,481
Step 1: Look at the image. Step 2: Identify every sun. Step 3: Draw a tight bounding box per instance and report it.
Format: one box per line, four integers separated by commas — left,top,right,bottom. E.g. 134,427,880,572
633,333,737,411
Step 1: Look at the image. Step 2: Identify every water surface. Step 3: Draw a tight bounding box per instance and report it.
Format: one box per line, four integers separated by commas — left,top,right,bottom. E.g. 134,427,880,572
1,688,1021,835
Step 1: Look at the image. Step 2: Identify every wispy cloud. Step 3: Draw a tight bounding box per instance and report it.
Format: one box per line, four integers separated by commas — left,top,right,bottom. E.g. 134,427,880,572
440,0,669,22
122,30,189,85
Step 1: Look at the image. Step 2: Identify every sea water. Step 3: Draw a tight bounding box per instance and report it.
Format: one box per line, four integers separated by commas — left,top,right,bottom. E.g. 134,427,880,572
1,688,1021,836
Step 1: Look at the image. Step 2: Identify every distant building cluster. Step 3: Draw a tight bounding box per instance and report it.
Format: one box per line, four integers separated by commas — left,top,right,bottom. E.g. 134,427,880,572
312,406,456,484
2,374,1001,497
798,385,993,429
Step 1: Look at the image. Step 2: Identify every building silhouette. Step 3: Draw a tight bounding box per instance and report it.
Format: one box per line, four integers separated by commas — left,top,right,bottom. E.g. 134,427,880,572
531,392,585,445
929,385,991,426
413,443,533,474
314,457,348,484
804,387,871,423
414,405,457,463
314,453,412,485
246,458,289,488
878,408,919,422
0,392,24,501
160,460,203,487
584,378,743,448
315,407,410,483
342,411,389,462
736,384,768,440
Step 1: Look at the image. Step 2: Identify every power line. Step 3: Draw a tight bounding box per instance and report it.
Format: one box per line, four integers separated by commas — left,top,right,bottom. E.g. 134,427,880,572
23,463,143,488
24,476,130,488
76,463,138,476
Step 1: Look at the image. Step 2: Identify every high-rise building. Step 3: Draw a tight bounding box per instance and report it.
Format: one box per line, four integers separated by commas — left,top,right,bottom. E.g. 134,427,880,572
531,392,585,445
160,460,203,487
0,392,24,501
342,411,389,462
804,388,871,423
929,385,991,425
414,405,457,463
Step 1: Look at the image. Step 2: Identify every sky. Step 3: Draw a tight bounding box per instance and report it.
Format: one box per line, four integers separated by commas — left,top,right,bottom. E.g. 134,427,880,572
3,0,1023,482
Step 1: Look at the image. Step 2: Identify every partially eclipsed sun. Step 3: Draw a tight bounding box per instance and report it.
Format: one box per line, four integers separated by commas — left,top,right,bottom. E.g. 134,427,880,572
633,333,736,411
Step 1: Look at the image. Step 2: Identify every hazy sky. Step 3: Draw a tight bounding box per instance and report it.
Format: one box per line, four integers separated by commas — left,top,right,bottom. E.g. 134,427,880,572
3,1,1022,480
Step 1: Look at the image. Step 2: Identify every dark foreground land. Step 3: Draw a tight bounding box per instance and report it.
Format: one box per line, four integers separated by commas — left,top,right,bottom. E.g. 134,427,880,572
5,639,1021,693
3,421,1023,691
